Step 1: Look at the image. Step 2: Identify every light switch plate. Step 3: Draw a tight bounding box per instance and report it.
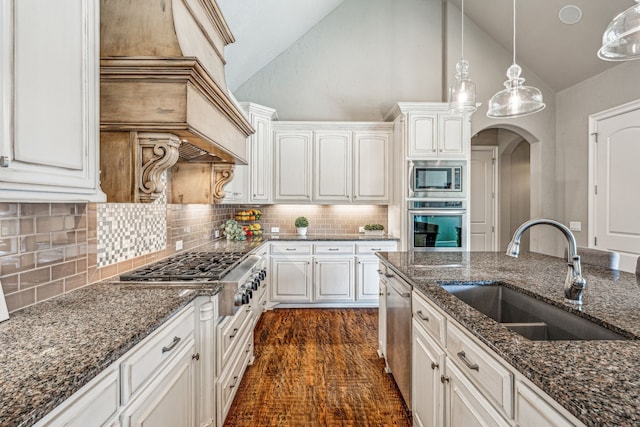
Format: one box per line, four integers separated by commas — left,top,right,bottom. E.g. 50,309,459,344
359,226,365,233
271,227,280,233
569,221,582,232
215,230,220,238
175,240,183,250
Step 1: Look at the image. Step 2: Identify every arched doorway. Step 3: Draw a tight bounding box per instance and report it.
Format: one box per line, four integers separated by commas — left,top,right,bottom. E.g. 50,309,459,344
471,127,535,252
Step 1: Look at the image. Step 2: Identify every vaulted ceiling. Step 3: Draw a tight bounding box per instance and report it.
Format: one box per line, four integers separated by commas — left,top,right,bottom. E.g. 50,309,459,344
218,0,634,93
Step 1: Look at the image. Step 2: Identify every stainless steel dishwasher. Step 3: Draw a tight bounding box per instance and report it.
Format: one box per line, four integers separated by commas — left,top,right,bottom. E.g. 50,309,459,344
385,269,412,410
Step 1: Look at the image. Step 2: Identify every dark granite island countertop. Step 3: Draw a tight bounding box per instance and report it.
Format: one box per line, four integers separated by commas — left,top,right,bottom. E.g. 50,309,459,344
0,282,222,427
377,251,640,427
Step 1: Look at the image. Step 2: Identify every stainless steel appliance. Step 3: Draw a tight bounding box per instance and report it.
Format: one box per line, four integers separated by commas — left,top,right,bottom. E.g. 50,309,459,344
409,160,465,198
119,251,267,315
408,200,467,251
385,269,412,410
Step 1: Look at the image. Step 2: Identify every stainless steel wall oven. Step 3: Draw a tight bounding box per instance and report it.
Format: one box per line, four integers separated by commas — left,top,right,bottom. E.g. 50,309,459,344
408,200,467,251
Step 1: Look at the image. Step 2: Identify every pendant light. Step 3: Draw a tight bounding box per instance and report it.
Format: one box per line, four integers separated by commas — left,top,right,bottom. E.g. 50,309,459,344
487,0,545,119
598,0,640,61
448,0,477,113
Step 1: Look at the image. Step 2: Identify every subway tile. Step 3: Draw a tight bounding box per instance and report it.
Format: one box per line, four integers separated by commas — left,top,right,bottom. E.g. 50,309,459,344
5,288,35,312
116,259,133,274
20,203,50,217
65,244,87,261
51,231,76,247
0,238,19,256
36,248,65,267
20,218,35,235
20,267,51,289
76,258,87,273
0,219,20,237
36,280,64,302
64,273,87,292
0,203,18,217
1,274,19,294
36,216,65,233
87,266,99,284
99,264,118,280
34,233,52,251
51,203,76,216
52,261,77,280
1,253,36,275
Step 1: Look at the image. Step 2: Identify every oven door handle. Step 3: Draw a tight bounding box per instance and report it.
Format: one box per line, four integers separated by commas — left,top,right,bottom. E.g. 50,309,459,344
409,209,467,215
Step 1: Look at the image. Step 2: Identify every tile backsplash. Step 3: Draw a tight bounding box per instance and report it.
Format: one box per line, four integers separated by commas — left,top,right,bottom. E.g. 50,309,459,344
0,199,387,313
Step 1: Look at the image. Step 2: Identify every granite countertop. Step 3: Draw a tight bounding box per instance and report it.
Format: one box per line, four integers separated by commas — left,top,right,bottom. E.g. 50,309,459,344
264,233,399,241
0,282,222,427
377,251,640,426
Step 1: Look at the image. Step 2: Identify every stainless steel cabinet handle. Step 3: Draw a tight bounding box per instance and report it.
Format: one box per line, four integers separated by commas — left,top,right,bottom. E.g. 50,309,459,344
388,281,411,298
246,343,252,353
162,336,181,353
431,362,439,370
457,351,480,371
229,328,239,339
371,248,382,251
416,310,429,322
230,376,239,389
377,269,383,274
328,248,339,251
384,273,394,278
440,375,450,383
286,248,296,251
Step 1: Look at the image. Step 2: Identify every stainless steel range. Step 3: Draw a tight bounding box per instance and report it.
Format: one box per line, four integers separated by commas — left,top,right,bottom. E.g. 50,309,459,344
119,251,267,316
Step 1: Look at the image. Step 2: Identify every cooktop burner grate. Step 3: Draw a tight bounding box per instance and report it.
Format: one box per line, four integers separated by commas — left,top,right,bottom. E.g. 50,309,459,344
119,251,247,281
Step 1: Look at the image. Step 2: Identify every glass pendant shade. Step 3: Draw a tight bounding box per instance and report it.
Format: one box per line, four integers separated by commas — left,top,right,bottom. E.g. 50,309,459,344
487,64,545,118
448,59,477,113
598,0,640,61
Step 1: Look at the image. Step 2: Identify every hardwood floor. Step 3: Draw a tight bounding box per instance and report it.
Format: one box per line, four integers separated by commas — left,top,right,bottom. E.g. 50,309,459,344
224,308,412,427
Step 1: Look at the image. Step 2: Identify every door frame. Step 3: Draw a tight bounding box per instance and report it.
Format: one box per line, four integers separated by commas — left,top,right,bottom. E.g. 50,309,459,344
588,98,640,249
470,146,499,251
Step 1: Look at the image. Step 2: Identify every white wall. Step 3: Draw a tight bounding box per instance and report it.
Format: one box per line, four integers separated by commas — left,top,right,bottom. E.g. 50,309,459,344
556,60,640,247
234,0,443,121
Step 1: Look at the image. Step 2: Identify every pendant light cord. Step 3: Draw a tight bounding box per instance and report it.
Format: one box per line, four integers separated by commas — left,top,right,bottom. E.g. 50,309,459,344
461,0,465,58
512,0,516,65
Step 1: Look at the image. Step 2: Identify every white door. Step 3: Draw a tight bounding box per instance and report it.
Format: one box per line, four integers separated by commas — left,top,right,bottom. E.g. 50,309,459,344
591,102,640,272
353,131,391,203
470,147,497,251
274,130,312,202
412,321,445,427
314,131,352,202
314,257,354,302
270,257,312,302
356,257,381,301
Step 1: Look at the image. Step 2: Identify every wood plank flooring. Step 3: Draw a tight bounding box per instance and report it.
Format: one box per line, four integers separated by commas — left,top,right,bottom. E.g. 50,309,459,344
224,308,412,427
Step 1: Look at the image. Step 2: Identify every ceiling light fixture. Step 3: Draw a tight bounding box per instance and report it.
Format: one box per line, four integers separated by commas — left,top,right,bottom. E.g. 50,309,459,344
448,0,477,113
487,0,545,119
598,0,640,61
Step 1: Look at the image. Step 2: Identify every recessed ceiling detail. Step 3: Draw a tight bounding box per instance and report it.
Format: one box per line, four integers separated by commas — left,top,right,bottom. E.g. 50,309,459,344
559,5,583,25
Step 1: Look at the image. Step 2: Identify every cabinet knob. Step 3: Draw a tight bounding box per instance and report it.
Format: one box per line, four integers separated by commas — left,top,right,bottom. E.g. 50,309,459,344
0,156,9,168
431,362,439,370
192,353,200,361
440,375,450,383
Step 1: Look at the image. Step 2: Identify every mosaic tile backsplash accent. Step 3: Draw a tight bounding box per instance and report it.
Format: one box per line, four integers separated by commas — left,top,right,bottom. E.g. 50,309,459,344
96,202,166,267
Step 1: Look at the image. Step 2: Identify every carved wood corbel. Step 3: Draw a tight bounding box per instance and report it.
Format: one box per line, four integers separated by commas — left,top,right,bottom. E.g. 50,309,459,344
136,132,181,203
213,163,234,203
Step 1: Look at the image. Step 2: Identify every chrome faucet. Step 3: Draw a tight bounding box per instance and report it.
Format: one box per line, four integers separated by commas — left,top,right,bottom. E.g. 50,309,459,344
506,218,586,304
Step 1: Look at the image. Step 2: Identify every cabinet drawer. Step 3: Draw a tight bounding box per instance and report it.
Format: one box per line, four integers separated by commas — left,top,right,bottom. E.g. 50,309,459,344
313,243,355,254
515,381,576,427
447,321,514,419
218,331,253,424
120,305,195,403
356,242,397,254
270,243,312,254
218,304,254,372
412,291,446,346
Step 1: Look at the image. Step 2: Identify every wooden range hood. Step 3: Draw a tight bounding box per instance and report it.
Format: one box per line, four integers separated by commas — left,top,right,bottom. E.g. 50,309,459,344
99,0,253,203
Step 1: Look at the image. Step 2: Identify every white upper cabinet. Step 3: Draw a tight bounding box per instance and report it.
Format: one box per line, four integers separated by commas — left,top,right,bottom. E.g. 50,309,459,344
0,0,104,202
274,130,313,202
314,131,352,202
387,103,469,160
274,122,393,204
353,130,391,203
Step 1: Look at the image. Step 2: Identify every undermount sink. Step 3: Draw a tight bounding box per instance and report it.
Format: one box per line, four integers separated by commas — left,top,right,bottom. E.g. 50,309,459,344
440,284,628,341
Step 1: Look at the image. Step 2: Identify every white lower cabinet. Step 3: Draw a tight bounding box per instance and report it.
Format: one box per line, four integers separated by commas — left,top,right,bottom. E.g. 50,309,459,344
378,270,388,358
410,289,585,427
314,257,354,302
269,241,397,306
120,338,197,427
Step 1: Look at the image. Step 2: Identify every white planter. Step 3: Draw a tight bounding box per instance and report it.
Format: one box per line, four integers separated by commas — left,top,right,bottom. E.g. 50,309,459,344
364,230,385,236
296,227,308,236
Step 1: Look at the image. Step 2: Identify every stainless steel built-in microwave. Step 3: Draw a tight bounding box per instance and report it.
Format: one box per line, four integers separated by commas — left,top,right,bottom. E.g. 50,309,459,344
409,160,464,198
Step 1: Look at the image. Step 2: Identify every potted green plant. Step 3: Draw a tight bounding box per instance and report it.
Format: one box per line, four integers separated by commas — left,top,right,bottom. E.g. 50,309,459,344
364,224,385,236
294,216,309,236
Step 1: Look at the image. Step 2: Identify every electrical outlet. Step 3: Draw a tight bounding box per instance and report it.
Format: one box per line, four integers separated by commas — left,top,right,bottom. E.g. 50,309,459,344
569,221,582,232
271,227,280,233
214,230,220,238
359,226,365,233
175,240,183,251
